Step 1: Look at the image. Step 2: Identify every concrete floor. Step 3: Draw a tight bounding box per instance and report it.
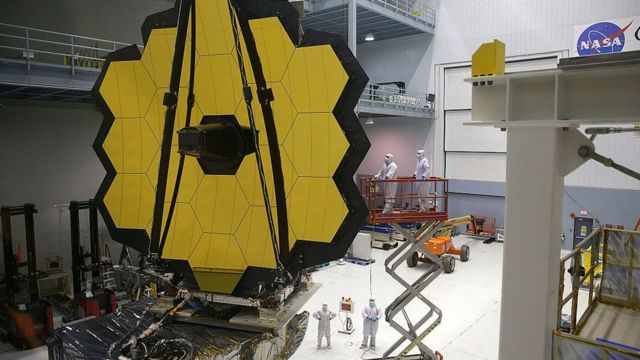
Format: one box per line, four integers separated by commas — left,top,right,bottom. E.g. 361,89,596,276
0,235,589,360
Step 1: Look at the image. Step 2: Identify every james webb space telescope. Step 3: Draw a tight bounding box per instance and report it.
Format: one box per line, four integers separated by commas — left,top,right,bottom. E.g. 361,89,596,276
92,0,369,334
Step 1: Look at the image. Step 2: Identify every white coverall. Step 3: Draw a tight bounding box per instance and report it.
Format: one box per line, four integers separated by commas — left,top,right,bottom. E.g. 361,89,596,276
313,306,336,348
375,154,398,214
361,302,382,348
413,150,431,212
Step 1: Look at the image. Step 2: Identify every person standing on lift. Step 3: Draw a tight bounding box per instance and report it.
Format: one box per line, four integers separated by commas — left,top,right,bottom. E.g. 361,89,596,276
374,154,398,214
412,149,431,212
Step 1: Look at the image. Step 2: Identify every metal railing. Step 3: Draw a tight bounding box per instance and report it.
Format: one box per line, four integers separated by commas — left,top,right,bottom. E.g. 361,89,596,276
361,177,448,224
360,82,434,114
362,0,436,27
0,22,142,75
557,227,602,334
306,0,436,27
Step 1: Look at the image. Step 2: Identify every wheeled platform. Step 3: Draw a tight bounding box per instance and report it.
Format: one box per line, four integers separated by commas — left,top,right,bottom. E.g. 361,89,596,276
407,216,476,273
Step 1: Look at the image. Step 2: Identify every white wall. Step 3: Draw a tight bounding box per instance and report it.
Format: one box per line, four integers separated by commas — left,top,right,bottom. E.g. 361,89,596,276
0,101,124,277
441,57,558,182
355,29,436,176
430,0,640,70
0,1,175,277
357,117,433,176
439,58,640,190
357,33,434,93
357,0,640,179
429,0,640,185
428,0,640,138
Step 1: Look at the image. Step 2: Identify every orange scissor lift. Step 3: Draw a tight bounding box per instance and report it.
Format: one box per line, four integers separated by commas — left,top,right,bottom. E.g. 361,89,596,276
363,177,469,272
360,177,449,360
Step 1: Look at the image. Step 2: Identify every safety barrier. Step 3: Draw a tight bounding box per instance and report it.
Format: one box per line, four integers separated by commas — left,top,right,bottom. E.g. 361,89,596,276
0,22,142,74
359,83,434,115
553,228,640,359
307,0,436,27
557,227,601,334
361,177,448,224
362,0,436,27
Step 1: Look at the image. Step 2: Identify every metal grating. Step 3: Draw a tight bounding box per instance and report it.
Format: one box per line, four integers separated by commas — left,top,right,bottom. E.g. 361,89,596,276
0,83,92,103
301,0,435,43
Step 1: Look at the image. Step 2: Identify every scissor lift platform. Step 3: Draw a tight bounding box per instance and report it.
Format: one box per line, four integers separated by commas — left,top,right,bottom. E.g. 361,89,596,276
361,177,449,360
361,177,449,224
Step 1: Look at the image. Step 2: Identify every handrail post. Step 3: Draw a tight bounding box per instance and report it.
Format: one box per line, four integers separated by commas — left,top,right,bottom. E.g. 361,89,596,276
557,260,565,330
70,35,75,76
589,234,598,304
570,251,581,333
25,28,31,71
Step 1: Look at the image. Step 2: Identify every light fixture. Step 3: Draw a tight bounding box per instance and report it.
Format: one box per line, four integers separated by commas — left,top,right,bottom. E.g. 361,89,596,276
364,117,374,125
364,32,375,41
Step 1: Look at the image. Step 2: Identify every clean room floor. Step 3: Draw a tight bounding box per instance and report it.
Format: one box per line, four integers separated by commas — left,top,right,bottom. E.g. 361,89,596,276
293,235,503,360
0,235,587,360
293,235,588,360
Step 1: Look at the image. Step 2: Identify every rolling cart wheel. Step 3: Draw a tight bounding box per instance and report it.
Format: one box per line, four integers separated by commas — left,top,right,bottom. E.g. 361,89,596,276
460,245,470,262
407,251,419,267
442,255,455,273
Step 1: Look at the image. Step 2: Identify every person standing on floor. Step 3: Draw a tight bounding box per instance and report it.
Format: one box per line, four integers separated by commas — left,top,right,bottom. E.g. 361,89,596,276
360,298,382,350
314,303,337,349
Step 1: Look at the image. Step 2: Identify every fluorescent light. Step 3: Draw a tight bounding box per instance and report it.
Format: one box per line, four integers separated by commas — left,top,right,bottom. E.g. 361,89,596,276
365,32,375,41
364,118,374,125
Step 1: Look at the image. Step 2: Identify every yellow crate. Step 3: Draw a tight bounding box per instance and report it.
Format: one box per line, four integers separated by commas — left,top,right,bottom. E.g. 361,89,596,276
471,39,505,77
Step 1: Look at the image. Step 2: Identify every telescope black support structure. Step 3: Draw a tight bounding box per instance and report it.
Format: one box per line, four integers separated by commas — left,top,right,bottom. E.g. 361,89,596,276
1,203,38,301
69,200,100,295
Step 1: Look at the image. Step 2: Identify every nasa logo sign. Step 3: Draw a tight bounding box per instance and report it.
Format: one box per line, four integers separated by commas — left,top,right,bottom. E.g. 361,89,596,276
573,17,640,57
576,21,631,56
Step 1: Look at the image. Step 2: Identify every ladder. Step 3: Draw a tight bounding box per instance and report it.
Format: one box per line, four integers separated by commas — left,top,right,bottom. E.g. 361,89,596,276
100,244,117,291
100,264,117,291
382,221,445,360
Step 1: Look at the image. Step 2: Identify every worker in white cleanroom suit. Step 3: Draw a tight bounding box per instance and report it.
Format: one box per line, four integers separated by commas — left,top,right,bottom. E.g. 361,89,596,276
374,154,398,214
314,303,337,349
360,298,382,350
412,149,431,212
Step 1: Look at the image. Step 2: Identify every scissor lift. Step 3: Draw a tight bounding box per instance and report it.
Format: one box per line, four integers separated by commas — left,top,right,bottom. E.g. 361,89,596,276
362,177,449,360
